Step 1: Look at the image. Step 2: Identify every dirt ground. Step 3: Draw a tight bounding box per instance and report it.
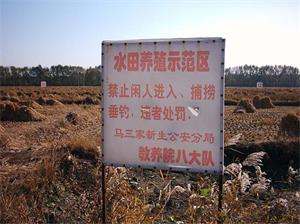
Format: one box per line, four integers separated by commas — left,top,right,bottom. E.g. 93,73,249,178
0,87,299,223
225,106,299,143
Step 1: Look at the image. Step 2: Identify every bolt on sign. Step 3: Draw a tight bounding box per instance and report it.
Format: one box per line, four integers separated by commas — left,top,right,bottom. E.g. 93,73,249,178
101,38,225,174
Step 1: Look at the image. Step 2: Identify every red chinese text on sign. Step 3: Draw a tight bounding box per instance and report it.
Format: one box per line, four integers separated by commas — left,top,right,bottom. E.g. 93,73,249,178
113,50,210,72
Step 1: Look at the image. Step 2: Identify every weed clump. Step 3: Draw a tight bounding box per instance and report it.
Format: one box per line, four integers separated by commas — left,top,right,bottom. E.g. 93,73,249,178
279,113,300,137
0,101,45,122
65,112,79,125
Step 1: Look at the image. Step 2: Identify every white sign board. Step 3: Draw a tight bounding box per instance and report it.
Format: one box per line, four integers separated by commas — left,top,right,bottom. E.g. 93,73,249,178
102,38,225,174
256,82,263,88
41,81,47,88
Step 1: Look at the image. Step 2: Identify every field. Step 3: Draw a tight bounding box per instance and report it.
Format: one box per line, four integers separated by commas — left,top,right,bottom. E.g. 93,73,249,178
225,87,300,103
0,86,299,223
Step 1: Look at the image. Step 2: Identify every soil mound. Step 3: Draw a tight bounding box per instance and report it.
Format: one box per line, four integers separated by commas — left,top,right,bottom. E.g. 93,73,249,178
0,101,45,121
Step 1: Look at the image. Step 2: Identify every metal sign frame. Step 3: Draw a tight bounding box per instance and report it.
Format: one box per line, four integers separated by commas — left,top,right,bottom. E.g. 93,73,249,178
100,37,225,223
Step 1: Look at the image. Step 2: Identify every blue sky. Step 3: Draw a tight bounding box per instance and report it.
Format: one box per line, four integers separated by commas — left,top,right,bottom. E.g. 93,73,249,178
0,0,299,68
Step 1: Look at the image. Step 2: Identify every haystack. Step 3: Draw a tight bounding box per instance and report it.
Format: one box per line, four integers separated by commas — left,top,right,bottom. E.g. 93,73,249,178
253,96,275,109
0,101,45,122
83,96,96,105
253,96,261,108
10,96,20,103
36,96,63,106
260,97,275,108
20,100,43,109
36,96,47,105
31,101,43,109
234,99,256,113
279,113,300,137
47,99,64,106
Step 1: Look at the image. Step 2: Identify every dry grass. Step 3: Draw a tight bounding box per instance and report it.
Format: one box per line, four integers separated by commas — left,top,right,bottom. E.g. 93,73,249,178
0,144,100,223
1,153,298,223
0,86,299,223
0,149,58,223
0,86,101,106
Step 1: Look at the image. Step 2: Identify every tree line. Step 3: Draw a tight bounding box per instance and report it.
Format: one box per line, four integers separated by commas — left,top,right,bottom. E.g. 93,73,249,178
0,65,101,86
0,64,299,87
225,65,299,87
